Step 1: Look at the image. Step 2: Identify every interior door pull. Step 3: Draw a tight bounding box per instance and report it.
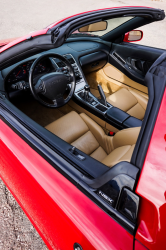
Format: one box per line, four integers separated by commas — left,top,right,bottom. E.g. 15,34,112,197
131,59,144,74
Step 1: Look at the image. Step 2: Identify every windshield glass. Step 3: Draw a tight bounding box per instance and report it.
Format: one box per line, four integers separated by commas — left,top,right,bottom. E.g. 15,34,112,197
70,16,134,38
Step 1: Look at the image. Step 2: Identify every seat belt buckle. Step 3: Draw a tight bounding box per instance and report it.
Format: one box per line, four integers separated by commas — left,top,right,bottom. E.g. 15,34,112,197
108,131,115,136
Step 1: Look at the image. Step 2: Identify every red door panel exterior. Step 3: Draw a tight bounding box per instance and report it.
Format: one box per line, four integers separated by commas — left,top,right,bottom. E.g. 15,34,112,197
136,88,166,250
0,119,133,250
134,240,148,250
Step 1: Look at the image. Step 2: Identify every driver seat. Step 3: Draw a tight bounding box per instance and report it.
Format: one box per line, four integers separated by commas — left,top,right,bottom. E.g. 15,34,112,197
45,111,140,168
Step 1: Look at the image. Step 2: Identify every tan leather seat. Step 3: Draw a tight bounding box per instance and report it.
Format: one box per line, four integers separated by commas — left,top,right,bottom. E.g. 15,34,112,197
106,88,148,120
45,111,140,168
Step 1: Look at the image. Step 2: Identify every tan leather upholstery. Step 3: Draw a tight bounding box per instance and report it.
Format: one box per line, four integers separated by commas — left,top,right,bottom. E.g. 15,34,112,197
103,63,148,94
45,111,89,144
84,63,148,121
102,145,135,168
45,111,140,168
106,88,147,120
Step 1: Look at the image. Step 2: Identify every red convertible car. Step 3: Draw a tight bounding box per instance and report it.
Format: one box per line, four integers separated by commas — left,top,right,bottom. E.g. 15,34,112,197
0,6,165,250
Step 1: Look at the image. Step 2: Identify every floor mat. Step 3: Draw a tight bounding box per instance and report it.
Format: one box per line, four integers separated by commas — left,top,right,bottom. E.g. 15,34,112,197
15,99,77,127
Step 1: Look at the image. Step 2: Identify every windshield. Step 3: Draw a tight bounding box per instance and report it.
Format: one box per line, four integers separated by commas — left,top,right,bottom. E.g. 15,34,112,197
70,16,134,38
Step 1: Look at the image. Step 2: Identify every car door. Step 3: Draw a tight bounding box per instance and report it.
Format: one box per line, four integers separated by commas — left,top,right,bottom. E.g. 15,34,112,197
134,53,166,250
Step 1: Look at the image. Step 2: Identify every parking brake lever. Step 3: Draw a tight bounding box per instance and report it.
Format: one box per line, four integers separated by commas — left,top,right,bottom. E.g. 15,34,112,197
97,85,107,107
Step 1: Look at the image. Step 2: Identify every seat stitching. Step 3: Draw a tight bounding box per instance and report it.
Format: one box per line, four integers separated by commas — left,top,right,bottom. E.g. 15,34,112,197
90,146,100,155
70,130,90,145
90,146,107,156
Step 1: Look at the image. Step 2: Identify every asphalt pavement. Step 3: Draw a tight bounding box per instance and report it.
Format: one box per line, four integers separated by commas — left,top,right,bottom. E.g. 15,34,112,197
0,0,165,249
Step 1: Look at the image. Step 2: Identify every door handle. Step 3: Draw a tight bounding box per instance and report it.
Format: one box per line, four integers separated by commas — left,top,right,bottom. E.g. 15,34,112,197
131,59,145,74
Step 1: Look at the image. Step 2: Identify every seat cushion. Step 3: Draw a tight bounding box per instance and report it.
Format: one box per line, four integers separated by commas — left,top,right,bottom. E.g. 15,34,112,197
106,88,138,112
71,131,99,155
45,111,89,144
127,103,145,120
112,127,141,149
106,88,147,120
102,144,135,168
90,146,108,162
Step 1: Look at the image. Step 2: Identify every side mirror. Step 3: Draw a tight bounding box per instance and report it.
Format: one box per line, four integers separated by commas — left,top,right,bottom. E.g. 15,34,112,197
79,21,107,32
123,30,143,42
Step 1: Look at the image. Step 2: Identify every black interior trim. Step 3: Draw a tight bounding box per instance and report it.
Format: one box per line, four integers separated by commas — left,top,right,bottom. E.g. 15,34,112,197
66,36,112,48
80,51,108,67
82,162,139,189
131,53,166,169
106,107,129,124
123,117,142,128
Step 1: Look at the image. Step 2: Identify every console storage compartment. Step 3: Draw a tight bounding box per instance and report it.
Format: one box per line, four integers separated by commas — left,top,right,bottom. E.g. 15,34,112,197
123,116,142,128
106,107,129,124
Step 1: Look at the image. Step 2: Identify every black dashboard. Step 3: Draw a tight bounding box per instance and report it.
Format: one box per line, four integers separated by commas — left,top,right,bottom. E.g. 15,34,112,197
0,40,110,98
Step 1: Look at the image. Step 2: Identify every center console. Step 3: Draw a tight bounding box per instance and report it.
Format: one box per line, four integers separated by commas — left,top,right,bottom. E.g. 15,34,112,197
75,84,142,130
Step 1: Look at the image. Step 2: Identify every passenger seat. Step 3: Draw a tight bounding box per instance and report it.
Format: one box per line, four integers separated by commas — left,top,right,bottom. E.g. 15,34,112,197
106,88,148,120
45,111,140,168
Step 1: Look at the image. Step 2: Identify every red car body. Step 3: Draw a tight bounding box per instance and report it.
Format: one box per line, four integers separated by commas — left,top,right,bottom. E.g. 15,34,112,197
0,6,165,250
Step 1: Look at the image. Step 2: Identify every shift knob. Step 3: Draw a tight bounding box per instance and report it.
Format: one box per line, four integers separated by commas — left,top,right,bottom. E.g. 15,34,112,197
84,84,90,101
84,84,90,92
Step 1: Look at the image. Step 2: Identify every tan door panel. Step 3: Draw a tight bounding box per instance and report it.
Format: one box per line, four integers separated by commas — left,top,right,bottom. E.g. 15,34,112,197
85,63,148,99
103,63,148,95
85,69,121,95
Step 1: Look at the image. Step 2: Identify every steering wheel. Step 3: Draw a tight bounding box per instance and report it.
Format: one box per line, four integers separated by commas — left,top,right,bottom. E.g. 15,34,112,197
29,53,76,108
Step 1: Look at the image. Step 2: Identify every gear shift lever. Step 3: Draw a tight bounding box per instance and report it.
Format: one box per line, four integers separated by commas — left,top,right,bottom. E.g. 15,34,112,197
84,84,90,100
78,84,94,103
97,85,107,107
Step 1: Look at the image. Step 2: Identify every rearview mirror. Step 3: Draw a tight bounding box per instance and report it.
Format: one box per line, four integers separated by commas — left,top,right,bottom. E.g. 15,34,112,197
79,21,107,32
123,30,143,42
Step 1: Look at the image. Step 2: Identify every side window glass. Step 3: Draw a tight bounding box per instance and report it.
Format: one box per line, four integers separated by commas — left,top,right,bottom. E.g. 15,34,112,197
131,21,166,50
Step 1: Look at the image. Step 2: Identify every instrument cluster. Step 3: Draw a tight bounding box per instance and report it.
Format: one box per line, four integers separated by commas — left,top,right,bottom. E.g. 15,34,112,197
6,58,51,85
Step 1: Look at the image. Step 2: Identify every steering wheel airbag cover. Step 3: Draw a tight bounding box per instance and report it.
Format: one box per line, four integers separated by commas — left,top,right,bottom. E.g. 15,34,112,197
40,72,68,100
